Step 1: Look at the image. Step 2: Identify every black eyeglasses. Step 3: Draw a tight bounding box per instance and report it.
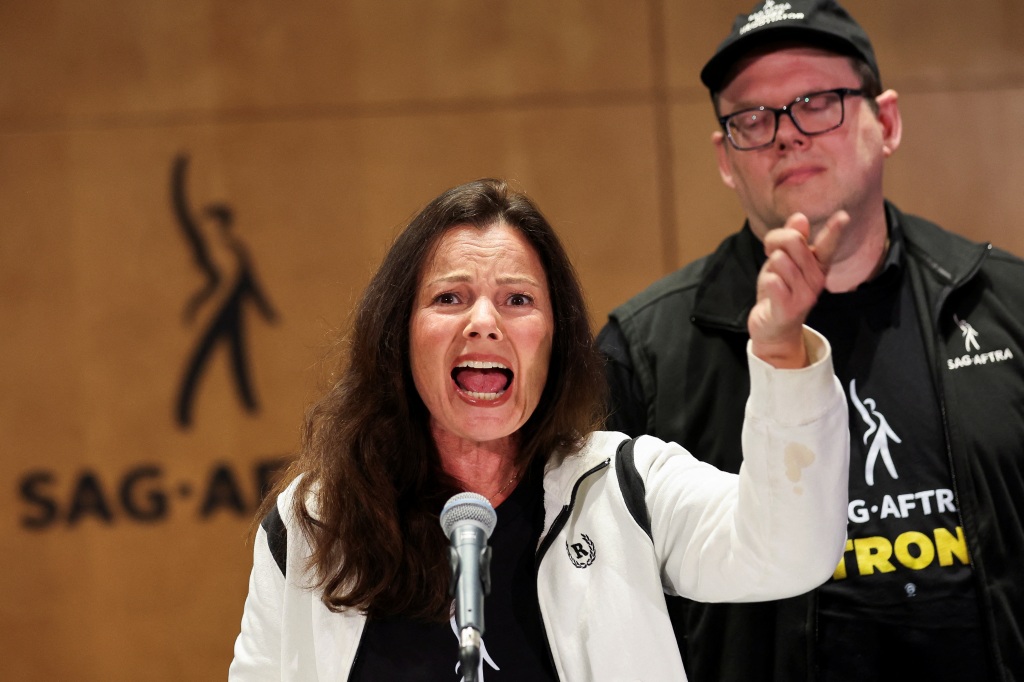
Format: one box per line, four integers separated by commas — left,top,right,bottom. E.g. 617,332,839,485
718,88,866,151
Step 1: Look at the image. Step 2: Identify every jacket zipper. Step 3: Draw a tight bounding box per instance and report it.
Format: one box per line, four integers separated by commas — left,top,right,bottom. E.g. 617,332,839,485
914,243,1004,674
533,458,611,680
913,241,987,556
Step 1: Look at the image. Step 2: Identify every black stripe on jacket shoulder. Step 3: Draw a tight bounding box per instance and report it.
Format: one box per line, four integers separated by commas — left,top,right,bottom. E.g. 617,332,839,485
614,436,652,540
260,504,287,577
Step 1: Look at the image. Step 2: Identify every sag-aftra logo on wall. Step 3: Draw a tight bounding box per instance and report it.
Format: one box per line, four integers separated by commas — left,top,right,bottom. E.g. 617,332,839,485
16,153,287,530
171,154,279,428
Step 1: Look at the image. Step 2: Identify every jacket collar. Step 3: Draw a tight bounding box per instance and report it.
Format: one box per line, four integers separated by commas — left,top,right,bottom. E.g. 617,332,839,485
892,201,991,295
540,432,617,539
543,432,615,501
691,223,765,332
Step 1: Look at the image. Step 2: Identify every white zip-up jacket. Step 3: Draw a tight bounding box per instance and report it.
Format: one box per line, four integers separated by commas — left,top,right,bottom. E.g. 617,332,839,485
230,331,850,681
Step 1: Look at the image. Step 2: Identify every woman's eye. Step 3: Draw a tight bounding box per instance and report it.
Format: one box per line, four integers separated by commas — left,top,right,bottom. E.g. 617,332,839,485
508,293,533,306
435,292,459,305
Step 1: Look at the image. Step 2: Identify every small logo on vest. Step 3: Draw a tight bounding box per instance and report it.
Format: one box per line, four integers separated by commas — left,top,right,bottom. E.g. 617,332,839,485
739,1,805,35
956,315,980,352
566,533,596,568
946,315,1015,371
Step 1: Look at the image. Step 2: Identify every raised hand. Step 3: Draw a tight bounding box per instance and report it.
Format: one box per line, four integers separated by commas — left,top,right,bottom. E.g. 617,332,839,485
748,210,846,368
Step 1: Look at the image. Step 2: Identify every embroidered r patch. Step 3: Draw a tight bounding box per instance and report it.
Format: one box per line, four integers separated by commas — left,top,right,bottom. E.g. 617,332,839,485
566,533,596,568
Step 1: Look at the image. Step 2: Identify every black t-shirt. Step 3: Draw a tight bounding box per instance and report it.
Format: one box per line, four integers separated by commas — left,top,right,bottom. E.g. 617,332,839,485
808,242,991,681
349,463,557,681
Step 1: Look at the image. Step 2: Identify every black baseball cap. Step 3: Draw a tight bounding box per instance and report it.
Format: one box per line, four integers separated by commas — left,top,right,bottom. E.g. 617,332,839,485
700,0,880,92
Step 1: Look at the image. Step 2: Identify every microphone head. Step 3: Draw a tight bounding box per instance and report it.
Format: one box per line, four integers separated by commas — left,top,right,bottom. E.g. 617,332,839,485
440,492,497,538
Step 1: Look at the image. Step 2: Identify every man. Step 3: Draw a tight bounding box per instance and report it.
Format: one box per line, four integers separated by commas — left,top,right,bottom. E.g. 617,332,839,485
597,1,1024,680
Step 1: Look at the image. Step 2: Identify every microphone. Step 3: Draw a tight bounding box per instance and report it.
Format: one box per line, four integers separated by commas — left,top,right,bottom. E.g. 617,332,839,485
440,492,497,682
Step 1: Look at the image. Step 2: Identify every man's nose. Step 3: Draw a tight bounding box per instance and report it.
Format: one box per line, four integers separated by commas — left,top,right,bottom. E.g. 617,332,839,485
775,110,808,148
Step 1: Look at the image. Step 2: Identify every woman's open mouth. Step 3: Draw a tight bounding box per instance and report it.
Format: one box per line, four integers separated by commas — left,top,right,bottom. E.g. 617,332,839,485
452,361,513,401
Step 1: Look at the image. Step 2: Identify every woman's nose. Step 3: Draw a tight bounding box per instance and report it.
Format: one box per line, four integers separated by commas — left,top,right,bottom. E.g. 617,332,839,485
464,298,503,340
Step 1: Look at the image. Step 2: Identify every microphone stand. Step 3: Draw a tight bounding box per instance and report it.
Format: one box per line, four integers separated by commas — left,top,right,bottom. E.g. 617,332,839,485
449,539,492,682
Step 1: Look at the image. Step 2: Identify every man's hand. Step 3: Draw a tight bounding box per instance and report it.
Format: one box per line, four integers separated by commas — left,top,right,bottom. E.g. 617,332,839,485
748,211,846,368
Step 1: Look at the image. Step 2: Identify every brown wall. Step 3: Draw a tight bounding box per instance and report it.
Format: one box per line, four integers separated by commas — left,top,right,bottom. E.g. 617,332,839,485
1,1,1021,679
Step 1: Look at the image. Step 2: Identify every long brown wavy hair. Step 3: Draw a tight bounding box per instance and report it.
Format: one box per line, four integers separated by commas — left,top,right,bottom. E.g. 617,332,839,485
257,178,607,622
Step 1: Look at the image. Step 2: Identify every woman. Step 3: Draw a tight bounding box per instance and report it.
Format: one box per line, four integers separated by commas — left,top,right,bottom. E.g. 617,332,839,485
229,178,849,681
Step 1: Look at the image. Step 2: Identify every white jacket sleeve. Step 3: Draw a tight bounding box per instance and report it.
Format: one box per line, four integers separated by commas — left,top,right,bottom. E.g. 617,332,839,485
643,326,850,602
228,510,286,680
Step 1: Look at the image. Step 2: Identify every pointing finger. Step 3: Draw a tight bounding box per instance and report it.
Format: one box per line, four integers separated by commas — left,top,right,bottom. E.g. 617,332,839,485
810,210,848,270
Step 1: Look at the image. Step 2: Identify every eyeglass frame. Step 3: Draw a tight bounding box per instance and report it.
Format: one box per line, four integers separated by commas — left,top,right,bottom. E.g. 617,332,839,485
717,87,867,151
